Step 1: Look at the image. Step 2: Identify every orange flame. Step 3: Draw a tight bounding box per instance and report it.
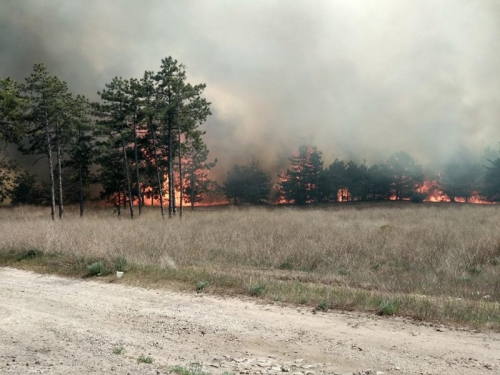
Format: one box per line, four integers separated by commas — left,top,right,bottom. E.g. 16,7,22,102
417,181,494,204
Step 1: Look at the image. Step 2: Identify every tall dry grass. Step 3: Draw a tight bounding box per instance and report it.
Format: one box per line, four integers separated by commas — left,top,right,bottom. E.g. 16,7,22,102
1,203,499,303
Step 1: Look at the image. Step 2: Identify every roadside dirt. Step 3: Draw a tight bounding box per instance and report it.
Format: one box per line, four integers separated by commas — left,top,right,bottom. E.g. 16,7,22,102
0,268,499,375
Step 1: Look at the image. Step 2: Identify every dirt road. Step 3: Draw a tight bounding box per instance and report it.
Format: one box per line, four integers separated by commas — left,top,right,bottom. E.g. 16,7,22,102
0,268,499,374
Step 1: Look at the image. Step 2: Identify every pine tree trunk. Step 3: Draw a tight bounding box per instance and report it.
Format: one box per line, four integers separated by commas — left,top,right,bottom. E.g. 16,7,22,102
122,139,134,219
56,123,64,219
78,125,84,218
133,121,142,216
177,107,183,219
117,187,121,216
44,114,56,221
79,160,84,218
191,175,195,211
149,117,165,219
168,120,174,218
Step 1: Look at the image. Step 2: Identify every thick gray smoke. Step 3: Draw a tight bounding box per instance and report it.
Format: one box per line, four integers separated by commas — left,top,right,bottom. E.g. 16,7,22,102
2,0,500,180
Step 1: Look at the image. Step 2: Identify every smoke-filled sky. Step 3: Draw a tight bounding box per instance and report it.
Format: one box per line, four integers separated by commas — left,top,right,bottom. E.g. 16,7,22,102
2,0,500,178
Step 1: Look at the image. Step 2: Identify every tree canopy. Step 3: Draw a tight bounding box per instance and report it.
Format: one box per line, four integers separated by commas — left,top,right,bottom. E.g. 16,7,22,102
224,157,272,204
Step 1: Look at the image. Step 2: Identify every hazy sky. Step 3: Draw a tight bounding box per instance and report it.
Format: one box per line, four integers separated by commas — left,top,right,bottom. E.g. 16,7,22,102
2,0,500,177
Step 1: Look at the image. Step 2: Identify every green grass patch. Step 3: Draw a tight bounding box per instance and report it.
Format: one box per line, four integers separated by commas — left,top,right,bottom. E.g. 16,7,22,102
315,300,331,312
171,362,209,375
112,346,124,355
17,248,43,261
278,259,294,270
114,256,128,272
138,354,154,364
378,299,401,315
87,261,106,277
337,267,350,276
196,281,210,292
248,283,265,296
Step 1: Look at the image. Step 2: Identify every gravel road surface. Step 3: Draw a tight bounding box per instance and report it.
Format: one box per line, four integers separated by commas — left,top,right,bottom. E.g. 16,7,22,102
0,268,499,374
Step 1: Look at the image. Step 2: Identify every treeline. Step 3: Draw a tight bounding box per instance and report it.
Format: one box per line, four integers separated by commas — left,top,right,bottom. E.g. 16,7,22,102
3,60,500,215
223,146,500,205
0,58,216,219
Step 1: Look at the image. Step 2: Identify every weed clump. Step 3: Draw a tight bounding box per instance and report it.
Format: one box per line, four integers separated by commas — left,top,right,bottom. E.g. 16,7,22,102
248,284,265,296
114,256,128,272
337,267,350,276
468,265,482,275
17,248,43,261
87,261,105,276
196,281,210,292
278,260,294,270
378,299,401,316
112,346,124,355
171,362,209,375
371,262,382,271
315,300,331,312
138,355,154,364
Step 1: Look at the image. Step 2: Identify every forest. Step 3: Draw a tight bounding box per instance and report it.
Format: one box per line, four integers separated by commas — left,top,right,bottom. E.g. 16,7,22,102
1,58,500,220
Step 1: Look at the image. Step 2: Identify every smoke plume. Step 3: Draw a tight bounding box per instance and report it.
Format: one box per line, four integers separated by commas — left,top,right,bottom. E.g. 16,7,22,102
2,0,500,180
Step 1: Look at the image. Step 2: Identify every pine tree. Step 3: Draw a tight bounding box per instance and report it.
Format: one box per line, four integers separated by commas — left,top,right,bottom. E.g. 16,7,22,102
280,146,324,205
20,64,71,220
441,162,482,202
0,77,25,203
386,152,423,200
183,142,217,209
95,77,135,219
0,77,27,143
141,71,166,218
0,154,18,203
64,95,94,217
320,159,347,202
154,57,211,218
224,157,271,205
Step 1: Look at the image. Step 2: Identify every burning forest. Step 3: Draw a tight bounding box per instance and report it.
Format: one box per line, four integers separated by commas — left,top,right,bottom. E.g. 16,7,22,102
2,58,500,219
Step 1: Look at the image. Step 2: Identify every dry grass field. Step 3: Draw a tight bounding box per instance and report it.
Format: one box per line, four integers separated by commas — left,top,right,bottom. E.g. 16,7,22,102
1,203,499,329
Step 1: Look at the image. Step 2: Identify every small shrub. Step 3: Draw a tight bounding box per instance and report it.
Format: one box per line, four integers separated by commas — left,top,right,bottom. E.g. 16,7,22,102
371,262,382,271
468,265,482,275
457,275,471,283
316,300,331,312
271,294,283,301
171,362,208,375
491,257,500,266
279,260,294,270
379,224,392,232
248,284,265,296
87,261,105,276
112,346,124,355
338,267,350,276
114,256,128,272
299,296,308,304
138,355,154,364
196,281,210,292
17,248,43,261
378,299,401,315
